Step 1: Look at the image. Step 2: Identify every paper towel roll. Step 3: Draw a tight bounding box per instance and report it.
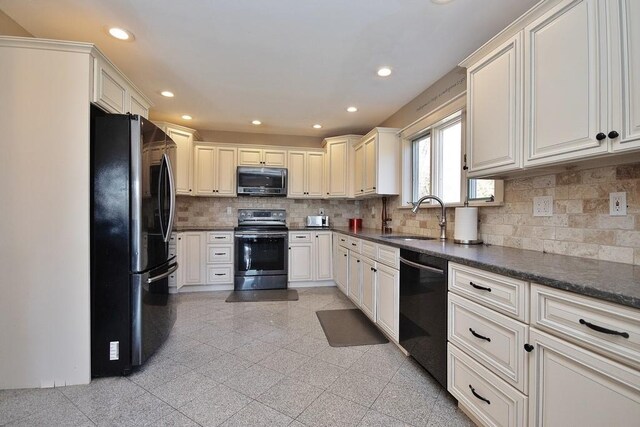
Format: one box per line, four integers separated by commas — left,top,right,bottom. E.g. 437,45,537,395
454,207,479,242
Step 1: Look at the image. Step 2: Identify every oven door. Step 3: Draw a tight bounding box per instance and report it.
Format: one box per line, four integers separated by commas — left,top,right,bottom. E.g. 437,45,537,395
235,231,288,277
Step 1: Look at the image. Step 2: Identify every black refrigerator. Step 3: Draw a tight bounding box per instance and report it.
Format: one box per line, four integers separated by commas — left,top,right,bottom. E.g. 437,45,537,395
90,105,177,377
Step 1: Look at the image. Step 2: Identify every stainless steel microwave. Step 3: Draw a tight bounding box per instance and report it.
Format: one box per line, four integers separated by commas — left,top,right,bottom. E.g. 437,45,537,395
237,166,287,196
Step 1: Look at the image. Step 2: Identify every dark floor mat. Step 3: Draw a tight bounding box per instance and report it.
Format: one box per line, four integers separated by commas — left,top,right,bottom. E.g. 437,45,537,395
225,289,299,302
316,309,389,347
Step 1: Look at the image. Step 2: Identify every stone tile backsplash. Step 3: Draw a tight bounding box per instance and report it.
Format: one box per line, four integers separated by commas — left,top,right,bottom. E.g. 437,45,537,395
177,162,640,265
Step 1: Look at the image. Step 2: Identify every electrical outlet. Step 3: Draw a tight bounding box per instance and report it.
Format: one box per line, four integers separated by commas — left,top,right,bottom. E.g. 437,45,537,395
319,208,325,215
533,196,553,217
610,192,627,216
109,341,119,361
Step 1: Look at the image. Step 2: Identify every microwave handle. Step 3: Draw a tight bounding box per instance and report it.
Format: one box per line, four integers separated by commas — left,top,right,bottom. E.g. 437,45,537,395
282,169,286,191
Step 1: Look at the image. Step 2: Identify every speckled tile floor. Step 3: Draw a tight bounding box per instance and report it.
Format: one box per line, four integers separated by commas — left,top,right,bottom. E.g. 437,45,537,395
0,287,474,426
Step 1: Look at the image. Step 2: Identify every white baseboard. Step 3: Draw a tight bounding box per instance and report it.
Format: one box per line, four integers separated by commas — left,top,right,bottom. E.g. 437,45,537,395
289,280,337,288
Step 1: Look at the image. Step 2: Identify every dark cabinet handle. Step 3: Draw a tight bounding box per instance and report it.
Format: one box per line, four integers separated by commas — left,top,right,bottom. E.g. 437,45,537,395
469,328,491,342
357,259,360,263
327,192,330,195
373,186,376,190
288,247,291,250
524,344,534,352
214,237,225,239
344,254,347,257
469,385,490,405
214,252,225,255
470,282,492,292
296,236,306,239
214,273,225,276
596,132,607,141
608,130,619,139
579,319,629,338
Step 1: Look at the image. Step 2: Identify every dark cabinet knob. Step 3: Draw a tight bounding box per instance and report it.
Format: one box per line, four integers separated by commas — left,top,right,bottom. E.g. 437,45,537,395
596,132,607,141
288,247,291,250
356,259,360,263
189,189,192,192
373,186,376,190
608,130,619,139
327,192,330,195
524,344,534,352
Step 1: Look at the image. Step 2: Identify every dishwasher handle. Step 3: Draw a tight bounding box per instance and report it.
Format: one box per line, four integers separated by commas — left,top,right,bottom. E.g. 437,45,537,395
399,257,444,274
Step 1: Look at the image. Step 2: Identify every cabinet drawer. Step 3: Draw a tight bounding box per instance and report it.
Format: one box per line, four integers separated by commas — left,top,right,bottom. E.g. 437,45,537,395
337,234,350,248
449,293,528,393
449,262,529,322
290,232,312,242
531,283,640,369
448,344,528,427
377,244,399,269
347,237,361,253
206,245,233,264
361,240,377,259
206,265,233,284
207,232,233,243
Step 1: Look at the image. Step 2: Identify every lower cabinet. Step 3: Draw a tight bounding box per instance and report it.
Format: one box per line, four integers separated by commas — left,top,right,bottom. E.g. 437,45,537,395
361,256,376,321
348,252,362,304
180,232,205,286
176,231,234,290
528,328,640,427
335,245,349,294
375,263,399,340
288,231,333,283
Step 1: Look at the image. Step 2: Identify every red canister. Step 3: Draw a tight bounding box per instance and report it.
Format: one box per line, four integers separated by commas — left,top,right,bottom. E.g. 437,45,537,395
349,218,362,230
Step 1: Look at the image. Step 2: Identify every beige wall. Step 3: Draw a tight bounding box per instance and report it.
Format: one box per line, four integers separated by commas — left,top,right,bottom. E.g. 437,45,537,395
197,129,324,148
0,10,32,36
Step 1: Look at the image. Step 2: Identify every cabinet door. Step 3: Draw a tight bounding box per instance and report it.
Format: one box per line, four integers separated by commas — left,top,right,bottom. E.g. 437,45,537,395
354,144,364,196
467,34,522,175
326,140,348,197
287,151,306,197
168,128,194,195
528,328,640,427
129,92,149,119
263,149,287,166
335,246,349,295
194,145,216,196
524,0,608,166
361,257,376,321
315,232,333,280
348,252,362,305
94,59,127,114
306,152,324,197
183,232,204,285
215,147,237,196
364,138,377,194
237,148,263,166
289,244,313,281
176,233,185,289
376,263,399,340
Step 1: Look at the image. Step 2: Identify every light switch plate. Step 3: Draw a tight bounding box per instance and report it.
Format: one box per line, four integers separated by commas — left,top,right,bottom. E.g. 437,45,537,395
610,192,627,216
533,196,553,217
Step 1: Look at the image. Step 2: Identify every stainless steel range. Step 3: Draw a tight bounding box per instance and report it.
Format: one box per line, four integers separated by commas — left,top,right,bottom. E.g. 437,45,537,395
234,209,288,290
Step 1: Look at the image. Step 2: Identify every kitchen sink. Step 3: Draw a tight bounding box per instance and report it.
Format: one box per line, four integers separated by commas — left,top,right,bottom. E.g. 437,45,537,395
379,235,437,241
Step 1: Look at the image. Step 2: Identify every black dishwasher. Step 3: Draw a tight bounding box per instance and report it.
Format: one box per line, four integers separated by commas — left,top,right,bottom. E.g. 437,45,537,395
399,249,448,388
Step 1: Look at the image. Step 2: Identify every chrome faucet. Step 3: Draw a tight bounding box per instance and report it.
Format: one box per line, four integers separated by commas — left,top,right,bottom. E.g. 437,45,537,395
411,195,447,240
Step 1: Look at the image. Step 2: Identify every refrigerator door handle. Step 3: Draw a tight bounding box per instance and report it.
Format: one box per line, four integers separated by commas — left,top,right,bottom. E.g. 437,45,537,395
147,262,178,284
157,155,167,242
164,152,176,242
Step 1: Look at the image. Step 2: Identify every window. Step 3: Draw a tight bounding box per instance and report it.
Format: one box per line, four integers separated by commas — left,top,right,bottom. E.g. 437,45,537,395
468,179,495,202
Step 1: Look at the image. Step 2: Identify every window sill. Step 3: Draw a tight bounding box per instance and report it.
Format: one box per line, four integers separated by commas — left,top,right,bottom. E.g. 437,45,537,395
397,201,504,210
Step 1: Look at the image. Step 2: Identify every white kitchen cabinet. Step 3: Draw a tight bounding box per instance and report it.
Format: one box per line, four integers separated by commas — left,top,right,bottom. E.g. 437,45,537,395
323,135,361,198
128,91,150,118
288,231,333,282
523,0,609,166
335,245,349,295
287,151,324,198
348,252,363,305
466,33,523,176
376,263,399,340
361,256,376,321
194,144,237,196
93,55,150,118
168,233,178,292
238,147,287,166
354,128,400,197
528,328,640,427
155,122,198,196
181,232,205,286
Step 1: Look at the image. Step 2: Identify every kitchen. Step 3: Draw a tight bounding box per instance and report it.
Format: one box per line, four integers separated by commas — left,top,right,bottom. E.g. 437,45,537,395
1,0,640,426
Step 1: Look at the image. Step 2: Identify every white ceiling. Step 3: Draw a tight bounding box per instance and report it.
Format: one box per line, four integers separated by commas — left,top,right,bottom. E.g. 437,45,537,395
1,0,537,137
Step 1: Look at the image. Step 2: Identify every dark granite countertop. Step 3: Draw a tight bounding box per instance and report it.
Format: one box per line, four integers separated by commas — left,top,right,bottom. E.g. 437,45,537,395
288,226,333,231
331,226,640,310
174,226,235,232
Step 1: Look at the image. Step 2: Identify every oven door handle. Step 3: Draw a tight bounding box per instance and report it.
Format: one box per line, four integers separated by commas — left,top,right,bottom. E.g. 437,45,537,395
399,257,444,274
235,233,288,238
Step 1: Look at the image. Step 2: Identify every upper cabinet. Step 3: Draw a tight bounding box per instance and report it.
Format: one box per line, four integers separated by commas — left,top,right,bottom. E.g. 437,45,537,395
154,122,199,196
323,135,362,198
466,34,523,176
193,144,237,197
353,128,400,197
93,55,151,118
462,0,640,177
238,147,287,167
288,150,324,198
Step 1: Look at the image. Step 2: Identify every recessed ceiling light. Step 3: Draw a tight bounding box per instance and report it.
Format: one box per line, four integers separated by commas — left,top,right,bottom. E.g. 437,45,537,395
252,120,262,125
313,124,322,129
347,106,358,113
108,27,134,41
377,67,392,77
160,91,174,98
182,115,192,120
